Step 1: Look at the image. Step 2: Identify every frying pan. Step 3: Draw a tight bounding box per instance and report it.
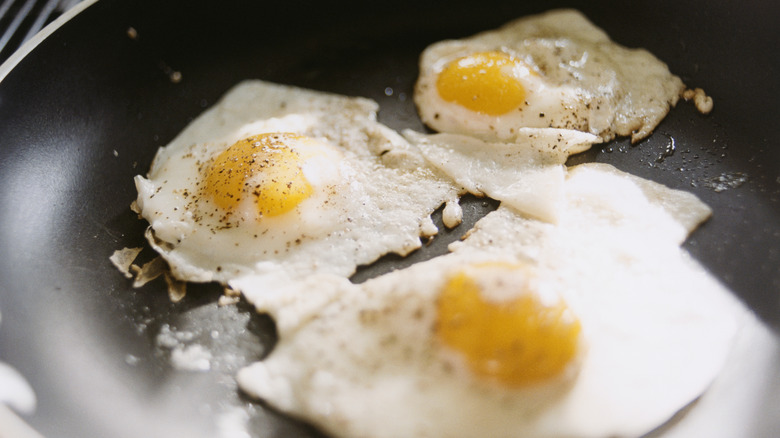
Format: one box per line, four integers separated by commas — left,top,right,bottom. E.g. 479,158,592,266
0,0,778,436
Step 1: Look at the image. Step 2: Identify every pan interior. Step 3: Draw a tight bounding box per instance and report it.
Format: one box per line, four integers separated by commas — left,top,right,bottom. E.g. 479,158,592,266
0,1,778,437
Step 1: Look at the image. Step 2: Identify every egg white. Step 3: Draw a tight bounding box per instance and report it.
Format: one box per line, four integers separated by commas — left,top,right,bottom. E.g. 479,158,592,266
404,128,601,223
134,80,461,285
414,9,686,143
236,163,736,438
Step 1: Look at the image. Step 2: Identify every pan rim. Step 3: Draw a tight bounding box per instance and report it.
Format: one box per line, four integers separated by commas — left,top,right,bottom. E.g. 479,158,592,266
0,0,99,84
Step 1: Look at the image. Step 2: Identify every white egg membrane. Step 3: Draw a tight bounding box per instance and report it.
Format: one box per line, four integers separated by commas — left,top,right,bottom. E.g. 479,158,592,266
236,163,741,438
414,9,686,143
404,128,601,223
135,80,461,287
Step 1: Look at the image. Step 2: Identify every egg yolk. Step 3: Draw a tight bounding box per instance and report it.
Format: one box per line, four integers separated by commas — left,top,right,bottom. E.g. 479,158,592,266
436,51,528,116
204,133,313,217
436,262,581,387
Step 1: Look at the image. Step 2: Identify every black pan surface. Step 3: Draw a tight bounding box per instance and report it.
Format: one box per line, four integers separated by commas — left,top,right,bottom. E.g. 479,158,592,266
0,0,778,437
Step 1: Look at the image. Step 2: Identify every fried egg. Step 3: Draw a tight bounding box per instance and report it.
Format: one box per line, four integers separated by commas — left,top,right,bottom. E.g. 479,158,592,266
134,80,460,285
404,128,601,223
414,9,686,143
236,163,736,438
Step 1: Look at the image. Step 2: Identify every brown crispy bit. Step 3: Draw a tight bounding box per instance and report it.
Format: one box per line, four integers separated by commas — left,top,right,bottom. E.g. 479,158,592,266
164,272,187,303
110,247,143,278
132,256,168,288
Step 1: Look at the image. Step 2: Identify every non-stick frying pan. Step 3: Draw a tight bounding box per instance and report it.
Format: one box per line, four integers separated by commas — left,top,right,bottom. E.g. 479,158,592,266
0,0,778,437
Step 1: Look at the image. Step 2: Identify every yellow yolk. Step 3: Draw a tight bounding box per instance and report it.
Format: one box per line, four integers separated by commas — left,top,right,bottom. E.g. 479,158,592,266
436,51,528,116
204,133,313,217
436,262,581,387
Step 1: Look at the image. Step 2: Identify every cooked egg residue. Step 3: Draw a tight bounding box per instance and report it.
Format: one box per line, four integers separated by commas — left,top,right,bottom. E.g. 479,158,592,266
414,9,687,143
